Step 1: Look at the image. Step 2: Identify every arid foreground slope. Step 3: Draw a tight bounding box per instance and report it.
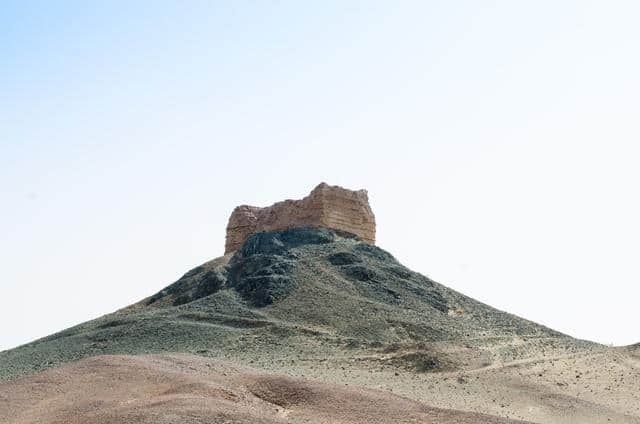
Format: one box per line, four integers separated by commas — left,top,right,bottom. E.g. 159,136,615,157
0,353,530,424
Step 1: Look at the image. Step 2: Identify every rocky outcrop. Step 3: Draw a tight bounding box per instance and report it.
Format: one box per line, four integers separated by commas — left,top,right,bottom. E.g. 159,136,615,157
224,183,376,253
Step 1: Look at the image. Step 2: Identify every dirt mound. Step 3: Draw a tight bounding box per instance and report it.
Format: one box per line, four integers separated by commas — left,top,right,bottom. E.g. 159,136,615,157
0,354,530,424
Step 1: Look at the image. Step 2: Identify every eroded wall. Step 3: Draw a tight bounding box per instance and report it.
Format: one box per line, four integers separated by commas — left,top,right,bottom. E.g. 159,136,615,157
225,183,376,253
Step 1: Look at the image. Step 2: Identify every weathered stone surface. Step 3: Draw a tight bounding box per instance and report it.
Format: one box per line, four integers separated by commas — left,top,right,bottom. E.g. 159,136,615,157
225,183,376,253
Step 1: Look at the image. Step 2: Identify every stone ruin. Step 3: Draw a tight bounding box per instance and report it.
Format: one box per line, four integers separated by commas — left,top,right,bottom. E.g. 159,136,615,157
225,182,376,253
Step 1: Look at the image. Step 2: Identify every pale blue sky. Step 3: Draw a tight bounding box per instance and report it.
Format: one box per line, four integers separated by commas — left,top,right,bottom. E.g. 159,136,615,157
2,1,640,350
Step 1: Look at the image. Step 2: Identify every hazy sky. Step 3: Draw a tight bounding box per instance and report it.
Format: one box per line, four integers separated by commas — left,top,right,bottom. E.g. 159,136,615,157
2,1,639,351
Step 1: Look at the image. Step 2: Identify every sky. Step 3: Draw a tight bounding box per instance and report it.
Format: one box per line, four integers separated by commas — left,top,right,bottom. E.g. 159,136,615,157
2,1,639,351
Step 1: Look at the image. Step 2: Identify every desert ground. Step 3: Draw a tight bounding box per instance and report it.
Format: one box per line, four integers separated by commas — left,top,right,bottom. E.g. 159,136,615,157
0,353,532,424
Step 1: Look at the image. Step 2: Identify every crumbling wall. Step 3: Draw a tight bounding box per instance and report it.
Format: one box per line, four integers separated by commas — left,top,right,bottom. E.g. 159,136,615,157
225,183,376,253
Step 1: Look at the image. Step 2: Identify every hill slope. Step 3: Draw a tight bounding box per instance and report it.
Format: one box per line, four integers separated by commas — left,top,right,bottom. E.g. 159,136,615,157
0,228,593,380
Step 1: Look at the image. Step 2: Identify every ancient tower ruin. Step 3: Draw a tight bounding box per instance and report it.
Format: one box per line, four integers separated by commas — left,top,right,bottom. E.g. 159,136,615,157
224,182,376,253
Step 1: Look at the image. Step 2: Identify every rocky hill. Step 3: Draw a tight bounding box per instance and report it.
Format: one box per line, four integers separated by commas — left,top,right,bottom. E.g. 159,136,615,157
2,183,638,424
0,227,592,381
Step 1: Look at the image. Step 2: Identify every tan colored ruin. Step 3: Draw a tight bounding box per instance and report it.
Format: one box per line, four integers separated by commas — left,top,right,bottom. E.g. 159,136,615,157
225,183,376,253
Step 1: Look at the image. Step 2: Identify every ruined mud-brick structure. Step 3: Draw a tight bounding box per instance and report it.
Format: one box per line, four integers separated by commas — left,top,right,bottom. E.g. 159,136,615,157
224,182,376,253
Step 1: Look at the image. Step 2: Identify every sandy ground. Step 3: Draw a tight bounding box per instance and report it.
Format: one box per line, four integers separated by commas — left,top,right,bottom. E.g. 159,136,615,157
0,353,532,424
248,344,640,424
2,348,639,424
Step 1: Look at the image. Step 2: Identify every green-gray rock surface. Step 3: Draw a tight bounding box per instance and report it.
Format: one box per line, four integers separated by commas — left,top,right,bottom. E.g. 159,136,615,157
0,228,596,381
